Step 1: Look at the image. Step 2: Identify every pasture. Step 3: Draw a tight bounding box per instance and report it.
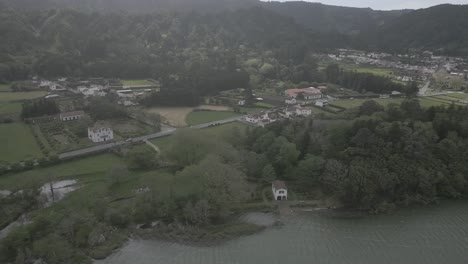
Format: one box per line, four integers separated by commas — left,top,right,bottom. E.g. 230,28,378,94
0,91,47,102
0,84,11,92
0,123,42,163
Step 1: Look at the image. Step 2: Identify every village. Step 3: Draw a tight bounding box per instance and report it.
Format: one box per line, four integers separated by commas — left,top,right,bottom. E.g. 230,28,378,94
1,47,468,170
320,49,468,87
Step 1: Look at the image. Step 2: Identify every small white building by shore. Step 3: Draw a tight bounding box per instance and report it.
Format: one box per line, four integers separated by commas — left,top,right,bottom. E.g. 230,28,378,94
272,180,288,201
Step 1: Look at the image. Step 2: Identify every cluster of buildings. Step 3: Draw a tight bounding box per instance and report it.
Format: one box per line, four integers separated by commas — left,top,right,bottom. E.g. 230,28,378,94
244,105,314,127
244,86,332,126
53,110,115,143
33,77,159,106
320,49,468,83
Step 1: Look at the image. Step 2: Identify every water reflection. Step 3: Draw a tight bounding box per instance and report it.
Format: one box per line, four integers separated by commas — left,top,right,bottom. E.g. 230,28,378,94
97,201,468,264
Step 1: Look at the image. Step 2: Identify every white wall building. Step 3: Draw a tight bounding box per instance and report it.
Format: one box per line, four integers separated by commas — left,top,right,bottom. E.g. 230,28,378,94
88,123,114,143
272,180,288,201
296,107,313,116
315,100,329,107
60,111,85,121
285,98,297,105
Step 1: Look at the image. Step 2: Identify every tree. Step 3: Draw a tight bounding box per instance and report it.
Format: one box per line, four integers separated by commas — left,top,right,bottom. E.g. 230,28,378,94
176,155,248,219
404,81,420,97
127,147,159,169
261,164,277,184
106,164,130,188
359,100,384,116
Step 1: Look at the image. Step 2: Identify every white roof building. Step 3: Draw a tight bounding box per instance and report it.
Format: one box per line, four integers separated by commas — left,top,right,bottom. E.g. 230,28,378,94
88,123,114,143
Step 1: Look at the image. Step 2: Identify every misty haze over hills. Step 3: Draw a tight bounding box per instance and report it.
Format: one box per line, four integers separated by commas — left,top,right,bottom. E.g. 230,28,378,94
1,0,468,82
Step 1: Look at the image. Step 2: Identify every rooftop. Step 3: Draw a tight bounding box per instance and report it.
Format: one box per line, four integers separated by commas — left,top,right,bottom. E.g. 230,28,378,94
60,111,85,118
272,180,287,190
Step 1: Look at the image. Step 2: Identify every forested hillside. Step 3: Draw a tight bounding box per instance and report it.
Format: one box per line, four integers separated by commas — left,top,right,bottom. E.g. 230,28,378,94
0,7,337,82
0,0,258,12
262,1,407,34
362,4,468,55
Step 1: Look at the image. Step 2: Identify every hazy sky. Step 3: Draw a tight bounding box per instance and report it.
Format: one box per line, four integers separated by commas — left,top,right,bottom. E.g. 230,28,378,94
264,0,468,10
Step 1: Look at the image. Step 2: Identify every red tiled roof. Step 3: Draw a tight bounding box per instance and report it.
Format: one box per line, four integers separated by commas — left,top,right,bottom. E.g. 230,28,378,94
272,180,287,190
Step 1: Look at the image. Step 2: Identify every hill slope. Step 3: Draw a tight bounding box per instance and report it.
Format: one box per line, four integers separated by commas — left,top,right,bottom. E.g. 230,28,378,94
261,1,408,34
373,4,468,55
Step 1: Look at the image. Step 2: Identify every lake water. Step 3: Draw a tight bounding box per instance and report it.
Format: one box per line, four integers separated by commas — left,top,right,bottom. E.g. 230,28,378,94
97,201,468,264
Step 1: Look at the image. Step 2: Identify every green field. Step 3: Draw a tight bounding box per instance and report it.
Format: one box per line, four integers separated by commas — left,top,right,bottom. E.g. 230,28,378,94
0,84,11,92
332,98,404,109
444,93,468,99
186,111,240,126
332,97,461,110
337,63,394,77
121,79,154,86
0,102,22,114
353,67,394,77
0,123,42,163
151,122,247,153
0,154,120,190
254,102,276,108
0,91,47,102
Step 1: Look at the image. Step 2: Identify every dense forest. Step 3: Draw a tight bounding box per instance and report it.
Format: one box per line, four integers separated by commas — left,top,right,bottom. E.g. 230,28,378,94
244,100,468,212
2,1,468,58
3,98,468,263
0,7,334,83
1,2,468,86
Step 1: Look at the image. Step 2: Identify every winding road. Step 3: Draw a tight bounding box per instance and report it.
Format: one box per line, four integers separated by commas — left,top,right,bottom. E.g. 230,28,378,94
58,115,245,160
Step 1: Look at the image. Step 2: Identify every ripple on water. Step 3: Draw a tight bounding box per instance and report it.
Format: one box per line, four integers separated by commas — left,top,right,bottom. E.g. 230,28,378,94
96,201,468,264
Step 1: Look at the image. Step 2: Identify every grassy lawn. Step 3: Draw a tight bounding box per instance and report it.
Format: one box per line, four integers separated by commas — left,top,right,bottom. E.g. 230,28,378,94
0,154,120,190
186,111,240,126
418,97,460,108
444,93,468,99
254,102,276,108
201,121,247,135
353,66,394,77
0,102,22,115
332,99,403,109
0,91,47,102
0,123,42,163
338,63,394,77
121,79,153,86
332,97,459,110
0,84,11,92
151,122,247,153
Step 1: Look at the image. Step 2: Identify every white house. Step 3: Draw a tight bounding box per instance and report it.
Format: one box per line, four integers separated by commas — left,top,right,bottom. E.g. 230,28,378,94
272,180,288,201
296,107,313,116
238,100,246,106
88,123,114,143
285,97,297,105
60,111,85,121
315,100,329,107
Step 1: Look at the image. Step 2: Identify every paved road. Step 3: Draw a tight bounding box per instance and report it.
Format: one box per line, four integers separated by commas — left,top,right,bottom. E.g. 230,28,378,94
419,81,431,96
58,116,244,160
